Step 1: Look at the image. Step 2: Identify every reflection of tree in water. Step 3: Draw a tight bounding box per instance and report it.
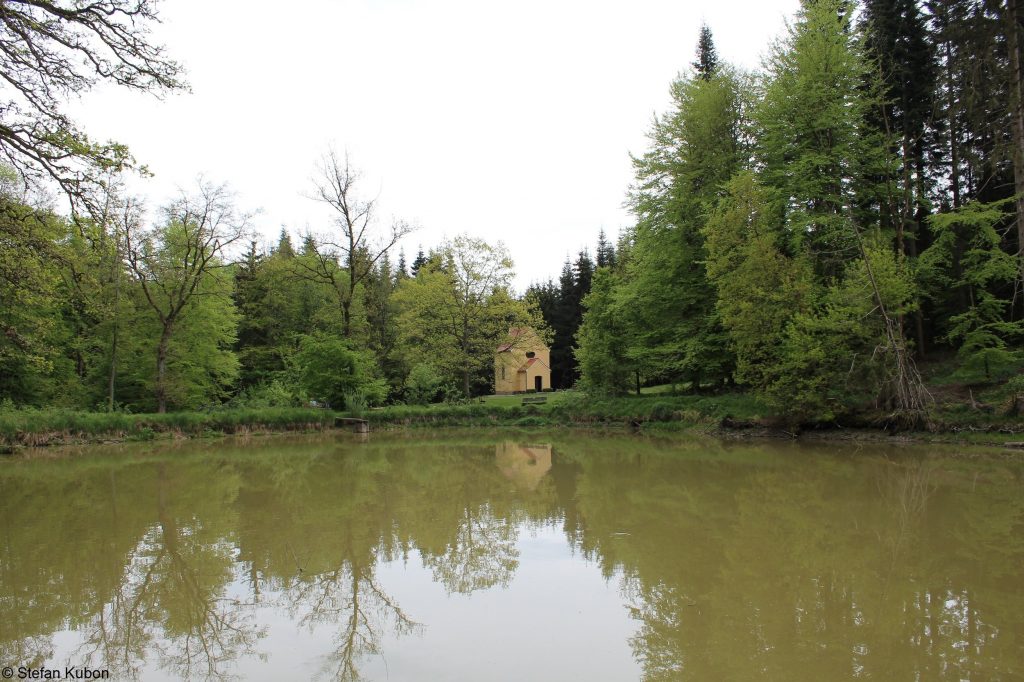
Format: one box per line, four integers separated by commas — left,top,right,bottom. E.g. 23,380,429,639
71,464,264,681
562,439,1024,681
423,503,520,594
284,555,420,682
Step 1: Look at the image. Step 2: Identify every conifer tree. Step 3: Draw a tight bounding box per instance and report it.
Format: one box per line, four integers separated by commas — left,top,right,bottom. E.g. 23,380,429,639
411,248,427,277
692,23,719,81
616,47,744,389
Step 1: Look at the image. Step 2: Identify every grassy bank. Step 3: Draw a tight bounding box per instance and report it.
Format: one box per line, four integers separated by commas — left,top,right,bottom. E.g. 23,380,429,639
0,407,337,448
360,392,767,429
2,386,1021,450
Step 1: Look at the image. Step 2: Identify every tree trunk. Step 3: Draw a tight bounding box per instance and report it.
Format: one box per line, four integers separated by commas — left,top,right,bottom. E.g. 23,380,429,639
1007,0,1024,311
946,38,961,211
156,325,172,414
462,369,470,399
107,323,118,412
342,300,352,338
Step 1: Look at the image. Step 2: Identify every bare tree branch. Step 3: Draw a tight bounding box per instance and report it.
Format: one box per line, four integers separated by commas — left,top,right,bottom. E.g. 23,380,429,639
306,148,415,337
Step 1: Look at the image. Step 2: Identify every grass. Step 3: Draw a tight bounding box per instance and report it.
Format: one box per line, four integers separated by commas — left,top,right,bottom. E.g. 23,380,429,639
474,392,575,409
0,407,337,447
4,375,1021,450
354,390,767,431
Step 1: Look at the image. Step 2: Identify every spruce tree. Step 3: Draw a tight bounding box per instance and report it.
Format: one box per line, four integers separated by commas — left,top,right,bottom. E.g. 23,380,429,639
692,23,719,81
596,228,617,268
411,247,427,277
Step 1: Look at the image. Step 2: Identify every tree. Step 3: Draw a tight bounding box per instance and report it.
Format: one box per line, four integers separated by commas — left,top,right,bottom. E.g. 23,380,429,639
692,23,719,81
1004,0,1024,298
754,0,879,279
393,235,545,397
620,58,745,389
596,228,617,269
861,0,938,353
123,182,248,412
363,252,403,391
576,268,634,395
862,0,937,254
921,198,1024,381
292,334,387,409
306,149,414,337
0,0,184,213
703,171,815,398
410,247,427,277
0,179,70,404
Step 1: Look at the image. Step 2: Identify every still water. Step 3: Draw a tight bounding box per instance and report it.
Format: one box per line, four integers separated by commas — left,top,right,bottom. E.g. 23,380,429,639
1,430,1022,680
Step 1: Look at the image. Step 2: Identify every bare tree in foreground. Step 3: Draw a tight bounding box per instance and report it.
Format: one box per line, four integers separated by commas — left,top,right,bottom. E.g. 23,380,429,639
123,182,249,412
306,149,414,337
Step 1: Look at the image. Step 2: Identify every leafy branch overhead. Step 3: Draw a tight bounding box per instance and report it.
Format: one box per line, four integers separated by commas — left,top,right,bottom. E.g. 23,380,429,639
0,0,185,213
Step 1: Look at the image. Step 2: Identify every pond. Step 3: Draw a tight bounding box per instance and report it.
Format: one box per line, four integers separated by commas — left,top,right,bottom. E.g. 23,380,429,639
1,430,1022,680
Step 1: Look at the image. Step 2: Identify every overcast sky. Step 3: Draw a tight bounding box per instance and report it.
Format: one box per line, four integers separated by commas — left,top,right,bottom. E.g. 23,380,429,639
71,0,799,290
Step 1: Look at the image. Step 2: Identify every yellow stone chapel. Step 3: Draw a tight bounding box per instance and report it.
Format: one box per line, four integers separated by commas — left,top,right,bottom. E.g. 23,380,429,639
494,327,551,394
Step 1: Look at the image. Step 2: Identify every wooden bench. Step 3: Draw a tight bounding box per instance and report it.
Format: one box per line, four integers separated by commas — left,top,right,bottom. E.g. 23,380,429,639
335,417,369,433
521,396,547,405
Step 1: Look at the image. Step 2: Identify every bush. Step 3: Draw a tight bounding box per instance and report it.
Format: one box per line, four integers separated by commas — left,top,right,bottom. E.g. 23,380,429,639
404,364,442,405
648,401,676,422
293,334,388,408
231,380,300,408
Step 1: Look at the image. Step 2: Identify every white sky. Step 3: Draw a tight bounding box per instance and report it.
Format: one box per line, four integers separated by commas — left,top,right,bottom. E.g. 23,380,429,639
70,0,799,291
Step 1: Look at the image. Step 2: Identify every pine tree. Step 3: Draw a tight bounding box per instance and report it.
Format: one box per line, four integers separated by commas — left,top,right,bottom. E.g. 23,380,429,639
411,247,427,277
275,228,295,258
861,0,938,353
550,258,578,388
396,248,409,280
596,228,617,268
233,241,271,388
692,23,719,80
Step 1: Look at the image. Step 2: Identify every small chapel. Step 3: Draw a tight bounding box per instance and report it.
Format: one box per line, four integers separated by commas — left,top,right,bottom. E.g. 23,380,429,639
494,327,551,394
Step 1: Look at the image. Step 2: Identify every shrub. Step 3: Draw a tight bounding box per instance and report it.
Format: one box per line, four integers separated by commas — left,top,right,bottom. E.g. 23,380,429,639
404,364,443,405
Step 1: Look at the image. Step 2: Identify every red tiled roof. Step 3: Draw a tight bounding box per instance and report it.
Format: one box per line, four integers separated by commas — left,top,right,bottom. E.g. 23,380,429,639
517,357,538,372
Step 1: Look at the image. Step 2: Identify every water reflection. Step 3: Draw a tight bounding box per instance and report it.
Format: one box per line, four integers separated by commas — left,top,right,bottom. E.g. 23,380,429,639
495,442,552,491
0,434,1022,680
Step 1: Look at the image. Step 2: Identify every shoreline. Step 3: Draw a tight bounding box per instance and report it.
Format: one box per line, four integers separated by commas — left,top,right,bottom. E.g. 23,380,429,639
2,403,1021,452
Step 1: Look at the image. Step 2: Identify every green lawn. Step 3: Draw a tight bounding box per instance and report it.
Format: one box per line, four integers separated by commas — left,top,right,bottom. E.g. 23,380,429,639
475,391,576,409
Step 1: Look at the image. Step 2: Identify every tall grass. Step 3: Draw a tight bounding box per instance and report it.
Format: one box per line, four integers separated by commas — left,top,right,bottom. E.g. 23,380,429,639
0,407,336,446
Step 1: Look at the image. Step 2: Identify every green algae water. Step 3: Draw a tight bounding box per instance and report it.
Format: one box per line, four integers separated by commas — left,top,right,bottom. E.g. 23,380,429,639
1,431,1022,681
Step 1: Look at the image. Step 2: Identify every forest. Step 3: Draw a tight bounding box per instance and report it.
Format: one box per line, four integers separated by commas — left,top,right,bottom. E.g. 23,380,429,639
0,0,1022,428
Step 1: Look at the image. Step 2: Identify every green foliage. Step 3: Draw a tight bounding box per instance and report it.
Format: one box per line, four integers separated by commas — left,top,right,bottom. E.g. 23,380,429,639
404,363,443,405
575,269,634,395
704,172,815,392
763,246,917,423
0,407,336,446
0,198,72,404
921,199,1024,381
293,334,386,409
617,65,745,387
230,380,301,408
754,0,882,277
393,235,546,397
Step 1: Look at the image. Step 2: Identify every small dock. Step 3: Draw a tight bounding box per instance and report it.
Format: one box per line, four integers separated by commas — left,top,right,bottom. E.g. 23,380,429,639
335,417,369,433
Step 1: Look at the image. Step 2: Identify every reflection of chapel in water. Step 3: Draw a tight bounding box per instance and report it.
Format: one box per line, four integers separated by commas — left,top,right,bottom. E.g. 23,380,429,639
495,442,552,490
